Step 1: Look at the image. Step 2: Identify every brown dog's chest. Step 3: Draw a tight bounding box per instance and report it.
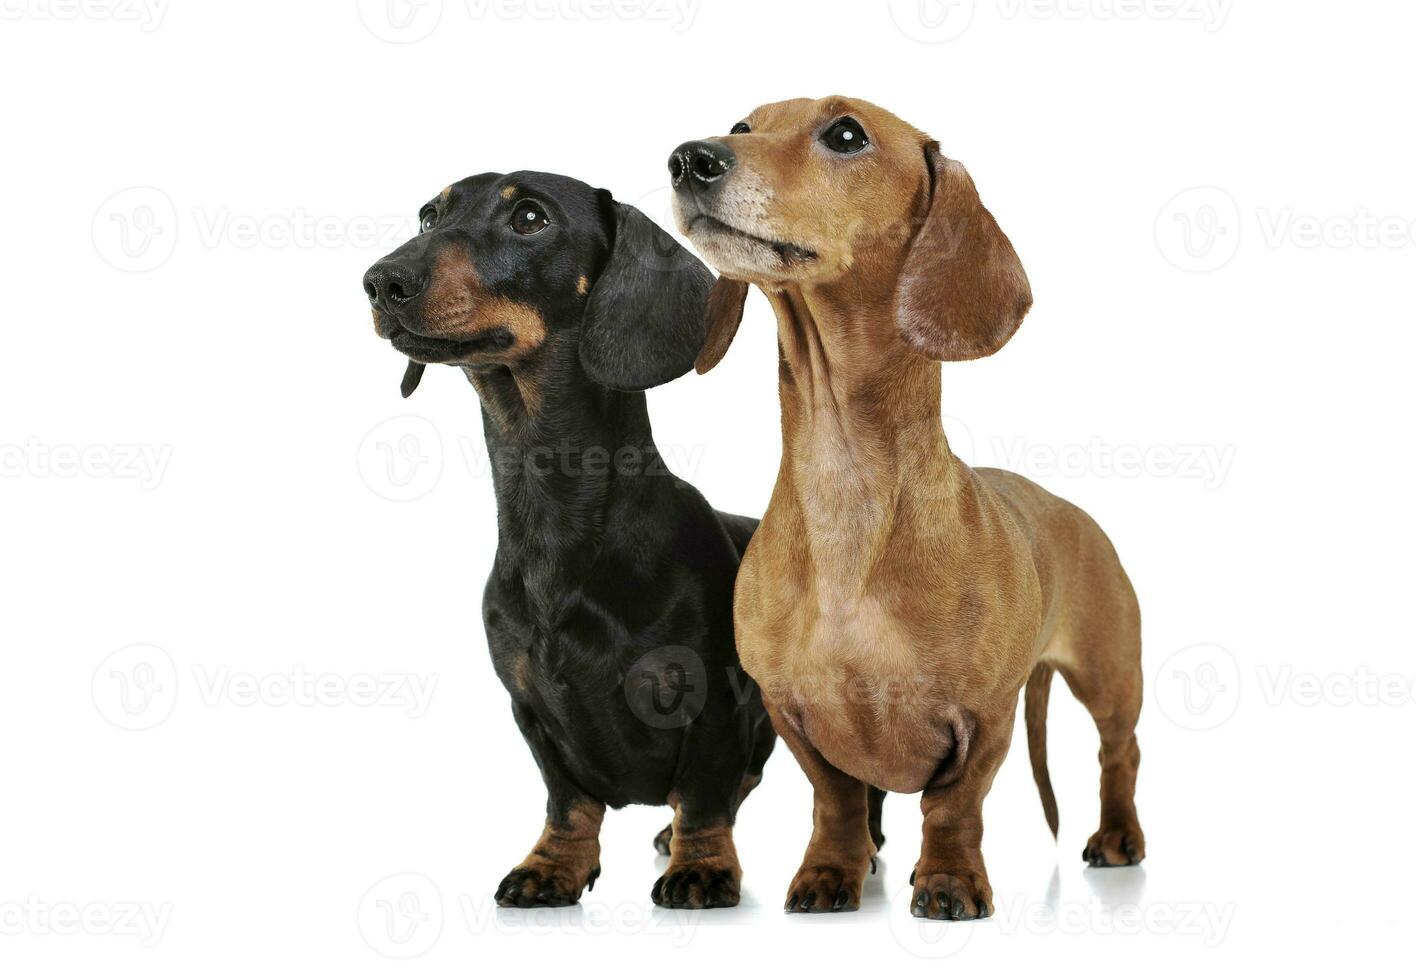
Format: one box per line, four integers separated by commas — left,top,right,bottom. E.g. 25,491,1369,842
733,462,1044,793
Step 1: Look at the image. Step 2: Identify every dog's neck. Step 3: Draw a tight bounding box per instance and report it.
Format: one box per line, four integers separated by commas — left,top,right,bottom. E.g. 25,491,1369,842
766,279,965,583
461,331,662,600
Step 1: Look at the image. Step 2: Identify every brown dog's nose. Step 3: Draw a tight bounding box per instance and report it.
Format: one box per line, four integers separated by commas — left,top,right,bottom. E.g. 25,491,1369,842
363,260,425,314
669,140,736,190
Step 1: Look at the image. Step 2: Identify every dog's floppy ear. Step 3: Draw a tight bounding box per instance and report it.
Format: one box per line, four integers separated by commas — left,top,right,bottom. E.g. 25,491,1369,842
694,278,749,374
580,195,714,391
400,359,425,398
894,143,1032,362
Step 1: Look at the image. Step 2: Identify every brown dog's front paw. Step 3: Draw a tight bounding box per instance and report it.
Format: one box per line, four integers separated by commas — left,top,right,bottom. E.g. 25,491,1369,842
652,863,740,909
495,861,600,908
910,869,992,920
1083,824,1146,867
784,864,867,913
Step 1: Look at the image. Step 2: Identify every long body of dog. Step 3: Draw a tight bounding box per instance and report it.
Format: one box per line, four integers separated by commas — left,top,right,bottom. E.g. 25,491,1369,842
363,171,774,909
669,98,1145,920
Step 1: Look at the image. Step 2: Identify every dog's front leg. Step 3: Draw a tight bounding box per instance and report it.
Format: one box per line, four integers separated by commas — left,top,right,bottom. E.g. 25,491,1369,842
911,711,1014,921
651,788,743,910
495,703,604,908
770,707,876,913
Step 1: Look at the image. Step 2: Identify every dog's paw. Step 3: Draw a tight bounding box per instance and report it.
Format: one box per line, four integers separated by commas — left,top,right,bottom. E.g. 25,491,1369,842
909,869,992,920
783,863,866,913
495,862,599,908
1083,824,1146,867
653,823,673,856
652,862,740,909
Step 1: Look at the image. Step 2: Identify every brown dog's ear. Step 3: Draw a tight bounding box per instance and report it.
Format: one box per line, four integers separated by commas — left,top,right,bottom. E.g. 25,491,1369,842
400,359,425,398
894,143,1032,362
580,197,715,391
694,278,749,374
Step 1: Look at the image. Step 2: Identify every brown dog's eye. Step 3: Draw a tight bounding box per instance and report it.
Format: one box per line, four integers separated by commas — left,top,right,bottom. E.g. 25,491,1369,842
820,117,869,155
419,210,437,233
730,122,750,135
510,200,551,236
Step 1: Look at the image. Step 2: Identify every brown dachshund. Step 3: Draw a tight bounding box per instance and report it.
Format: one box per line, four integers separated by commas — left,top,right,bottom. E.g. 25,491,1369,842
668,97,1145,920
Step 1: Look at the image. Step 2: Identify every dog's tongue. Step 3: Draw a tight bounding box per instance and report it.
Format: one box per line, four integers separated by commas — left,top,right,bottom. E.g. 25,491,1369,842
400,359,425,398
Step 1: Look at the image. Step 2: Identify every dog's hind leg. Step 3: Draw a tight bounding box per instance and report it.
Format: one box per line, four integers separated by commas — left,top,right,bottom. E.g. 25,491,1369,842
495,703,605,907
1051,566,1146,867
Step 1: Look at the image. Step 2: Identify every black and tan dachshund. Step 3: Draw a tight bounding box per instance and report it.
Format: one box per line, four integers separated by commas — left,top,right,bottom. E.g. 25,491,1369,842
362,171,774,909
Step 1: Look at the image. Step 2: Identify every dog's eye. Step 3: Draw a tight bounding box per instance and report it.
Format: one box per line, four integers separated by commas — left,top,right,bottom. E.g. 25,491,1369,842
730,122,750,135
419,210,437,233
820,117,869,155
510,200,551,236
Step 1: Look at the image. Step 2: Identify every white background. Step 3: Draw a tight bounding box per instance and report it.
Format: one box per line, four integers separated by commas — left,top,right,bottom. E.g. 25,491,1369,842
2,0,1412,975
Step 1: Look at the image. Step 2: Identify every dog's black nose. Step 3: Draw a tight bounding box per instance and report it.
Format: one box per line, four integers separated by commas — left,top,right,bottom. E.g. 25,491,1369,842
363,260,425,313
669,140,736,190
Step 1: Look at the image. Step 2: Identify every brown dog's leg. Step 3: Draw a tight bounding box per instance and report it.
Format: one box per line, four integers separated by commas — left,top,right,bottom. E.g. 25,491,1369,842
1059,658,1146,866
496,799,605,908
773,713,875,913
913,715,1014,920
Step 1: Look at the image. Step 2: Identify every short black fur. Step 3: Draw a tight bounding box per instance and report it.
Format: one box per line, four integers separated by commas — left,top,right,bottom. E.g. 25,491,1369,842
364,171,774,909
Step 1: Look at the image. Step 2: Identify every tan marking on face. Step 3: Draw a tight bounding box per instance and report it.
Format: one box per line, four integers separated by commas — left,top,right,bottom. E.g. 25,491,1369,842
420,247,547,361
576,274,589,296
677,96,933,286
500,184,518,200
371,307,388,337
439,186,452,204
